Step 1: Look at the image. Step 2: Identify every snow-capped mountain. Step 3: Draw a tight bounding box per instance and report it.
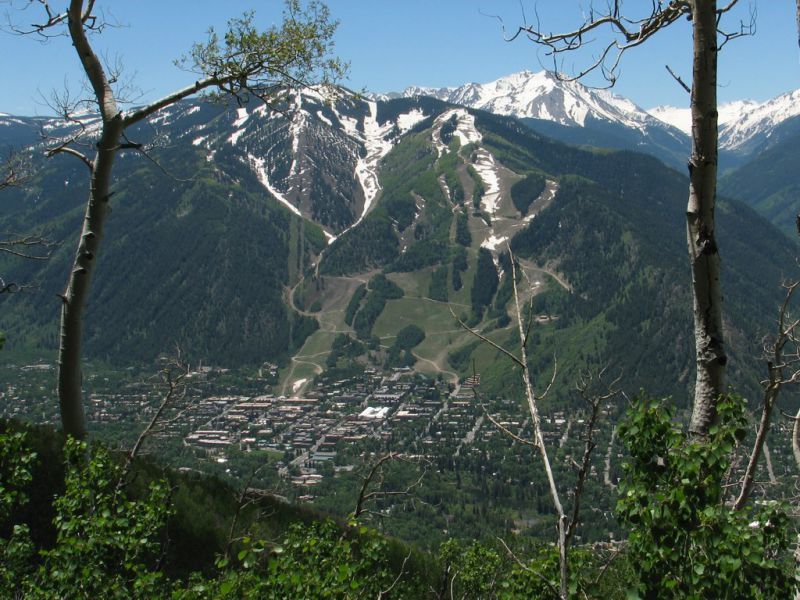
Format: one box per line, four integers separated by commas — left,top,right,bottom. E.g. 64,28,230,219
649,92,800,161
647,101,762,138
646,106,692,136
389,70,690,169
401,70,665,130
719,90,800,157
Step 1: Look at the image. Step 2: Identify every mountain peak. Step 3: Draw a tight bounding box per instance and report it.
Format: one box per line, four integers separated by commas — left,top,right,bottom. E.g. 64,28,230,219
395,69,662,131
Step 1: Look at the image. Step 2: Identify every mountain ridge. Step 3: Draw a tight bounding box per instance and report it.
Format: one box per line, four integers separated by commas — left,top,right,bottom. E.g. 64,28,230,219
0,88,794,404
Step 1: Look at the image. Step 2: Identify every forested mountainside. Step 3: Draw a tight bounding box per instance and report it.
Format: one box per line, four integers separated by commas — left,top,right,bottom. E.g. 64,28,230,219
1,91,795,404
0,92,437,366
720,128,800,238
317,103,794,403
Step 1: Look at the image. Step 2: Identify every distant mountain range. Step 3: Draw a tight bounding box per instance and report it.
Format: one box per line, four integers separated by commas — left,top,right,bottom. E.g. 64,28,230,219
381,70,800,171
0,73,796,403
376,70,800,236
650,89,800,162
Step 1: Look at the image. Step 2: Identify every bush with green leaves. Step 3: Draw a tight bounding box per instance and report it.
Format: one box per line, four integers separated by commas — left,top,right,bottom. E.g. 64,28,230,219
29,438,172,598
617,394,798,599
437,539,633,599
179,520,417,599
0,429,37,596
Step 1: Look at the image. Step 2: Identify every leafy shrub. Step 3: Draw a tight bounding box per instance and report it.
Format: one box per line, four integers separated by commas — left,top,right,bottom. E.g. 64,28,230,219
617,395,797,599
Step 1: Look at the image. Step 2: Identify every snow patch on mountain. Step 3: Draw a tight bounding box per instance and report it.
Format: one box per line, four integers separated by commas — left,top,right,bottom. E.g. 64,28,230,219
227,107,252,145
396,108,426,133
248,153,302,217
472,148,501,215
288,93,306,177
331,103,359,138
718,100,759,125
432,108,481,155
289,94,305,156
355,101,394,220
228,129,246,145
481,234,508,252
327,100,430,233
232,107,249,128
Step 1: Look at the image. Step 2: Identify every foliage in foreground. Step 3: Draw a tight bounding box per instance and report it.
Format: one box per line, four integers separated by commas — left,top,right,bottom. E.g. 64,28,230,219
0,427,427,598
617,394,798,599
3,394,799,599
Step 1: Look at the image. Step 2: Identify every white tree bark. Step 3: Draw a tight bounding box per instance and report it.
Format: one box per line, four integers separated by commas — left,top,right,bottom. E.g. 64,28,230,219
53,0,338,439
57,0,123,439
687,0,726,438
796,0,800,51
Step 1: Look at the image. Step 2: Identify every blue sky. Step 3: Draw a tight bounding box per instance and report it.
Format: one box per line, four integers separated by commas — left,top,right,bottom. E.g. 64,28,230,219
0,1,797,115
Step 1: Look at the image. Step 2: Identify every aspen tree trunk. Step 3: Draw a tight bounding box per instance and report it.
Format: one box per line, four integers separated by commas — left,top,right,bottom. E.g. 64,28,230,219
796,0,800,50
687,0,726,438
58,0,123,440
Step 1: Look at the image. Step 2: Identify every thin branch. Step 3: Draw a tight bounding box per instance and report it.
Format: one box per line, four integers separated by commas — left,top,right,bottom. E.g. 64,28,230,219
508,244,567,599
117,354,189,489
45,144,93,170
118,132,196,183
566,371,614,546
0,234,57,260
0,151,31,190
794,406,800,473
377,550,412,599
225,467,268,562
450,305,524,368
471,384,536,447
665,65,691,94
352,453,428,520
496,537,559,597
734,280,800,510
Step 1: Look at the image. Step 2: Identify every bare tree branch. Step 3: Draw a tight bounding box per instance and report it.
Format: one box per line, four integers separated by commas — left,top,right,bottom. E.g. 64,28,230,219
449,305,524,368
45,143,93,169
352,452,428,521
566,368,620,546
0,151,31,190
377,550,412,599
117,353,189,489
0,233,57,295
471,385,537,448
496,537,560,597
665,65,691,94
734,280,800,509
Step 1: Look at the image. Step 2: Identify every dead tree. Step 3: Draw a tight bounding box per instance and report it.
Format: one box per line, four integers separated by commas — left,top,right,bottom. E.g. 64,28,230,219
352,452,429,521
453,249,620,600
0,151,29,191
733,281,800,509
0,152,56,299
117,353,192,489
507,0,752,438
11,0,344,440
0,233,56,295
